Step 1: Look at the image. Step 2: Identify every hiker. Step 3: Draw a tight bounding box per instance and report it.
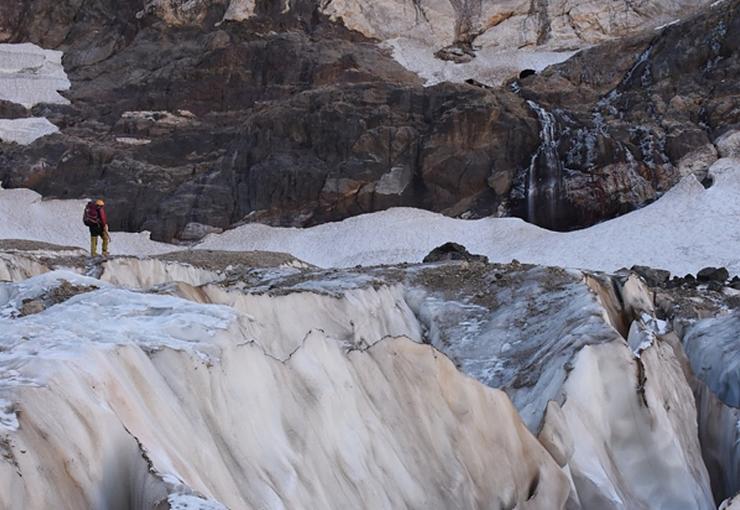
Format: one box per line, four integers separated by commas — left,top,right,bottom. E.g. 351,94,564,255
83,199,110,256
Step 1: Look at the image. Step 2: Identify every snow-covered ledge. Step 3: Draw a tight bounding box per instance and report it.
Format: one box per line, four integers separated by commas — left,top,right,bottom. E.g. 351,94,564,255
0,43,69,107
0,43,69,145
0,118,58,145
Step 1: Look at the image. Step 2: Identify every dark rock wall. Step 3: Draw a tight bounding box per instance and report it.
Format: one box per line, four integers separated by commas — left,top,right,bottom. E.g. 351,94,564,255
515,0,739,228
0,0,737,240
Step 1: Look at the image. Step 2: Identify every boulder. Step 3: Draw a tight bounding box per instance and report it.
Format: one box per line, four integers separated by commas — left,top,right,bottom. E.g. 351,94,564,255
697,267,730,283
631,265,671,287
423,242,488,264
716,130,740,159
179,222,224,241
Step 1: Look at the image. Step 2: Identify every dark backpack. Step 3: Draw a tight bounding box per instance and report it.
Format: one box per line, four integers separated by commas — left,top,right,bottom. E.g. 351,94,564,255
83,202,100,227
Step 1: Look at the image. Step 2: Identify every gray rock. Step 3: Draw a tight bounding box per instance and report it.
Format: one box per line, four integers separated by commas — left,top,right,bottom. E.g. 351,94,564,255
697,267,730,283
423,242,488,264
631,265,671,287
179,222,224,241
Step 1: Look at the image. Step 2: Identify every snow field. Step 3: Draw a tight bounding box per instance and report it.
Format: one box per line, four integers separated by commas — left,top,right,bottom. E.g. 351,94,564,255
3,159,738,276
196,158,740,275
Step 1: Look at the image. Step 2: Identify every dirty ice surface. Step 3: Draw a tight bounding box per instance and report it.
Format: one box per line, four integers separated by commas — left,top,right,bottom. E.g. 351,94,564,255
0,270,235,408
683,311,740,407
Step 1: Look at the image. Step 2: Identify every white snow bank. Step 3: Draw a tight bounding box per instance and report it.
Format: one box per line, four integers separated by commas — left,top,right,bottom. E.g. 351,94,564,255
0,44,68,146
0,117,59,145
0,262,724,508
182,262,718,508
197,158,740,275
3,159,738,275
196,282,422,361
0,186,176,256
384,37,577,87
0,43,70,107
100,258,224,289
0,333,570,508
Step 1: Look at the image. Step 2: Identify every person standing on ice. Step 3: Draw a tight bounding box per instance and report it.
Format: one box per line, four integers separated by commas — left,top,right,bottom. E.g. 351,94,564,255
83,198,110,256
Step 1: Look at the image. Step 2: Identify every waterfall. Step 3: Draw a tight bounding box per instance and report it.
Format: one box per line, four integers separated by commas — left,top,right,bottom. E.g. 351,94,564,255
526,100,561,227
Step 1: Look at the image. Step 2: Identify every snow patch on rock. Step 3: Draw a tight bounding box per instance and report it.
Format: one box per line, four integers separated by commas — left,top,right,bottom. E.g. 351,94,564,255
0,117,58,145
220,0,256,22
0,43,70,108
385,37,576,86
324,0,712,84
100,258,224,289
0,185,176,256
716,130,740,159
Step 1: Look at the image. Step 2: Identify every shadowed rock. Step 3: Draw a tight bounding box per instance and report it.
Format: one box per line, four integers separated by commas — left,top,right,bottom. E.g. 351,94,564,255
423,242,488,263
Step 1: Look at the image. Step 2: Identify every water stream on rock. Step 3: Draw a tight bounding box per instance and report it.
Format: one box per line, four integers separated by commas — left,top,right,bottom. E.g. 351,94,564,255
526,100,562,228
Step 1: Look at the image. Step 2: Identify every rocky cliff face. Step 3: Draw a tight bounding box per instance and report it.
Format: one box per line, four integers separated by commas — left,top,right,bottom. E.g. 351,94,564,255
515,0,739,228
0,0,736,239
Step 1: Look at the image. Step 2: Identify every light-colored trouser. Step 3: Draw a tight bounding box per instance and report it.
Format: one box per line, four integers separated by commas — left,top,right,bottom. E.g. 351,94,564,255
91,235,109,256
